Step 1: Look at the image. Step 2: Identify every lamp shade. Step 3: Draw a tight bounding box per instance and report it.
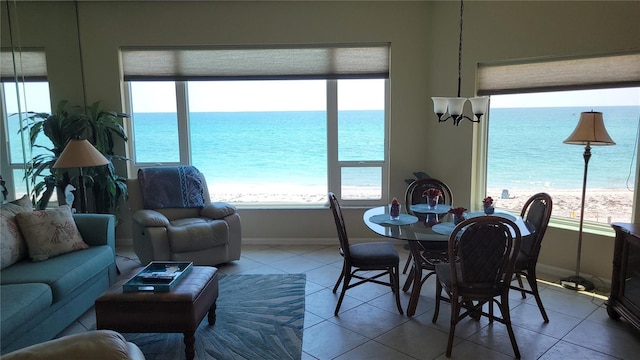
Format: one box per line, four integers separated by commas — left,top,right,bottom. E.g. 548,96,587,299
563,111,616,146
53,139,110,169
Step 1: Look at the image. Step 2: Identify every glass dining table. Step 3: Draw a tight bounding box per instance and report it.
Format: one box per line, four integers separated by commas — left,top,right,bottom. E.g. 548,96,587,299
363,205,531,316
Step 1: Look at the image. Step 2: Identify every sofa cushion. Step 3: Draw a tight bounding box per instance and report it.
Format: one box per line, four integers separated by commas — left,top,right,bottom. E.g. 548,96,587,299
0,195,32,269
0,283,52,339
0,246,113,302
15,205,89,261
168,218,229,252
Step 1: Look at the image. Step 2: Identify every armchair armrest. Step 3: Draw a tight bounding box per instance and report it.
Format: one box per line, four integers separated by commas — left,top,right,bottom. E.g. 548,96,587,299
73,214,115,250
200,202,237,219
132,209,171,227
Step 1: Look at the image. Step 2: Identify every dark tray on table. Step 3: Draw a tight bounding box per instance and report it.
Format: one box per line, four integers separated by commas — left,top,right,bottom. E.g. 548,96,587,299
123,261,193,293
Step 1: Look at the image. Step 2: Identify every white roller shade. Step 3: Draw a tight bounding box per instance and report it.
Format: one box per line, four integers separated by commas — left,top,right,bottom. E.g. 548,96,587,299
478,52,640,95
0,48,47,82
121,44,390,81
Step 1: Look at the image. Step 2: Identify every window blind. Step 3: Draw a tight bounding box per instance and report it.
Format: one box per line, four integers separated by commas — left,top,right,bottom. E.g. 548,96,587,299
0,48,48,82
121,44,390,81
477,51,640,95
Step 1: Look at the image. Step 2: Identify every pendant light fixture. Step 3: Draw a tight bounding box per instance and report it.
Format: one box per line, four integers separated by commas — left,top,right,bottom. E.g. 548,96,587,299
431,0,489,126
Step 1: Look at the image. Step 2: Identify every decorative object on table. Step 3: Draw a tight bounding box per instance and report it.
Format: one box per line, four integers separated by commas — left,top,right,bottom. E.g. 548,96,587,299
483,196,495,215
423,188,442,209
431,0,489,126
449,207,467,225
390,197,401,220
64,184,76,211
53,139,110,213
561,111,615,292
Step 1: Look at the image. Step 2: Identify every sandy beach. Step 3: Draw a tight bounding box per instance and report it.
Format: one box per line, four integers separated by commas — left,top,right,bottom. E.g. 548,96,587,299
210,185,634,224
487,188,634,224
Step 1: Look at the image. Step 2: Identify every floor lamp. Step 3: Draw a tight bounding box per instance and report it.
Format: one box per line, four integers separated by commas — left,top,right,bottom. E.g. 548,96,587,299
561,111,615,291
53,139,109,213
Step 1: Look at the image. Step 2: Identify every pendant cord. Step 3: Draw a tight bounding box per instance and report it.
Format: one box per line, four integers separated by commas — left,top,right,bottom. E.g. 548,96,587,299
457,0,464,98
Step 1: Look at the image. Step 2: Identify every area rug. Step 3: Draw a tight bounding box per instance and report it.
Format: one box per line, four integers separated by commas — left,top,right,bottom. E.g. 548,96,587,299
123,274,306,360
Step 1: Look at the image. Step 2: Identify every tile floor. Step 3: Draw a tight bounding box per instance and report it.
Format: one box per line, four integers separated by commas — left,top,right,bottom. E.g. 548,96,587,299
60,243,640,360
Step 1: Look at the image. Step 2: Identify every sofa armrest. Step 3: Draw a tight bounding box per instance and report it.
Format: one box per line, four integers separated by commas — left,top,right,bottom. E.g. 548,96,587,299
200,202,237,219
2,330,146,360
73,214,115,250
132,209,171,227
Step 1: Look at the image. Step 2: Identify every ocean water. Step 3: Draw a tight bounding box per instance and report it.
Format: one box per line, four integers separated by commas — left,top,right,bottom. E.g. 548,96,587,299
131,106,639,191
487,106,639,190
132,110,385,189
9,106,638,194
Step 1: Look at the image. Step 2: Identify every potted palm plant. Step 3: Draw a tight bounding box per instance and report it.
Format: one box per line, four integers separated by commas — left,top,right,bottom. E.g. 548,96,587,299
24,100,129,217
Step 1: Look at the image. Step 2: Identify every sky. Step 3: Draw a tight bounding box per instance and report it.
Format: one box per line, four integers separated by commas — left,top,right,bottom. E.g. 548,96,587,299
4,82,639,115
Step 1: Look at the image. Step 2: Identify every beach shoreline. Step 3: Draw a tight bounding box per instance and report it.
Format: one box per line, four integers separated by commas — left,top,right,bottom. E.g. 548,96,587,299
209,185,634,224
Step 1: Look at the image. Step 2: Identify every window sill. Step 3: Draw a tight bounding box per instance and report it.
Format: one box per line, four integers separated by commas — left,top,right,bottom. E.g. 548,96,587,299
550,217,616,237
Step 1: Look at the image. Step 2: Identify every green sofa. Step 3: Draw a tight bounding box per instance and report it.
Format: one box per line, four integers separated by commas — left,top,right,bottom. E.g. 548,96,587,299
0,213,117,354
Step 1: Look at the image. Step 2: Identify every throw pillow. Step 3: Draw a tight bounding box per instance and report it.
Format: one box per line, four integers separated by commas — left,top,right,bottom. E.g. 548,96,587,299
15,205,89,262
0,195,32,269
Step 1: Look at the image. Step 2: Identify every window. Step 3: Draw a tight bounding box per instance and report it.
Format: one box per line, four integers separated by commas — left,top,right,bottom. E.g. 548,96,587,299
123,45,389,206
0,82,52,201
479,52,640,224
487,88,639,224
0,49,50,201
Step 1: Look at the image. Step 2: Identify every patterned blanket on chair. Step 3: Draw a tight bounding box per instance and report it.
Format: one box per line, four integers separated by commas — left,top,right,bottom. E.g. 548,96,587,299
138,166,206,209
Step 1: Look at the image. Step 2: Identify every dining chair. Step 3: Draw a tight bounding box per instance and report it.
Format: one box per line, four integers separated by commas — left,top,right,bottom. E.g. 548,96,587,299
510,192,553,322
328,192,403,315
432,216,522,358
402,178,453,291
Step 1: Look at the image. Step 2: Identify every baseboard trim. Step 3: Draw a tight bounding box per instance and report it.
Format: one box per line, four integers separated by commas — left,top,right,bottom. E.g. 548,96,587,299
536,263,611,290
117,236,610,288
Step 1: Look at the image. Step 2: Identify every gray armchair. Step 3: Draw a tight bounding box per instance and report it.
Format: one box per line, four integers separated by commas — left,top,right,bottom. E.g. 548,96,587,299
127,166,241,266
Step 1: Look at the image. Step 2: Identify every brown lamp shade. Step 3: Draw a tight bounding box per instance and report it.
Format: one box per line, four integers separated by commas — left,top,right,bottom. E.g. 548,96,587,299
53,139,110,169
563,111,616,146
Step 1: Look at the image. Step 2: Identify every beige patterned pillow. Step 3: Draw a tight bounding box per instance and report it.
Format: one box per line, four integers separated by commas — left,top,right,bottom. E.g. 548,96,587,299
0,195,32,269
15,205,89,261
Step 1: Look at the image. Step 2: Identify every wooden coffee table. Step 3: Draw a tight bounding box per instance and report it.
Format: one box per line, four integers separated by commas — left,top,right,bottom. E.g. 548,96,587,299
95,266,219,360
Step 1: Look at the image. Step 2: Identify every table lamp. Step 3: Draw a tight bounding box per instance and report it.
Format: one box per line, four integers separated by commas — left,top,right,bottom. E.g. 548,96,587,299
561,111,615,291
53,139,109,213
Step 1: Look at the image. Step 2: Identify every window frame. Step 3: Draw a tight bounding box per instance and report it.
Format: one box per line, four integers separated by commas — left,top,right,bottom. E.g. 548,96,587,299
474,52,640,228
123,79,390,207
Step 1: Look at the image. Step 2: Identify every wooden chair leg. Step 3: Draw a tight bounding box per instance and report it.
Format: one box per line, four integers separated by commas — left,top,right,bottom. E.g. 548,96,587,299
402,252,413,274
334,272,351,315
446,296,460,358
500,294,521,359
392,266,404,315
516,272,526,298
432,281,442,323
526,268,549,322
333,263,345,293
402,267,414,292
